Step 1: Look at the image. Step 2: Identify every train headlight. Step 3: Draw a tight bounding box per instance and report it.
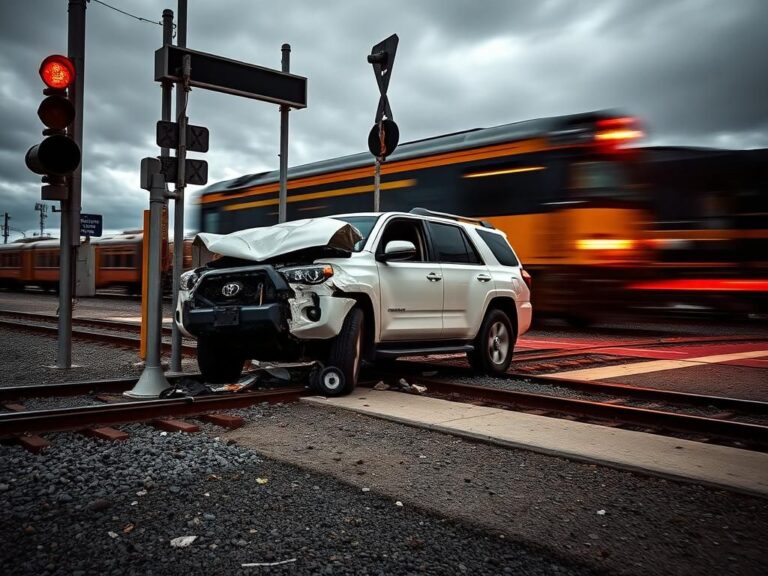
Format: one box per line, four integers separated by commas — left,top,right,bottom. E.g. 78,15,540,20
280,264,333,285
180,269,201,291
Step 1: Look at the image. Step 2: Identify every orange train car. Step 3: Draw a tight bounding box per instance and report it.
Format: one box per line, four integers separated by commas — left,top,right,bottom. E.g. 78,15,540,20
0,232,194,293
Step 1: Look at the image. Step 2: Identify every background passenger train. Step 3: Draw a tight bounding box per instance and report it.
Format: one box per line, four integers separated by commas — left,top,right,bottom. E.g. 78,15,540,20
0,232,193,293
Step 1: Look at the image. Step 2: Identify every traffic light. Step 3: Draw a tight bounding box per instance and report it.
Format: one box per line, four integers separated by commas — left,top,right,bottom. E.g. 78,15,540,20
25,55,81,200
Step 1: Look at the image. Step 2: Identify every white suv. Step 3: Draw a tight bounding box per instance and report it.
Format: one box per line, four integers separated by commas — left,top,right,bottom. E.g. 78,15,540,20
176,208,532,395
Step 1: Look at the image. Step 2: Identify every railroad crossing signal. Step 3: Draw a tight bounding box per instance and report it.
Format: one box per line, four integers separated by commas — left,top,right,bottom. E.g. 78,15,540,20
158,157,208,186
25,55,82,200
367,34,400,159
156,121,209,152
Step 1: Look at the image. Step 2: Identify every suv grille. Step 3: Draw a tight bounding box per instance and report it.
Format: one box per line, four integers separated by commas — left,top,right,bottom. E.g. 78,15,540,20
195,270,278,307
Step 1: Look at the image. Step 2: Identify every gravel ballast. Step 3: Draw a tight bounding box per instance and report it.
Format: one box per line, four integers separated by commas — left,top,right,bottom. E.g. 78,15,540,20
2,297,767,575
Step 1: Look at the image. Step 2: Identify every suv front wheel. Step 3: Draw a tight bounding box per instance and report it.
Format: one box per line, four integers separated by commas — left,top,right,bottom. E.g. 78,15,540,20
318,307,364,396
468,308,514,376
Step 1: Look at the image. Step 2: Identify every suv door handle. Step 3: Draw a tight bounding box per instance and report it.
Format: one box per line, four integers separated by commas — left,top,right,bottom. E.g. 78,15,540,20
476,274,492,282
426,272,442,282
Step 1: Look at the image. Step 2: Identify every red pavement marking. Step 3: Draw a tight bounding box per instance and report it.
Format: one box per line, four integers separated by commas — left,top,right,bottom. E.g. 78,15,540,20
18,435,51,453
2,403,26,412
152,418,200,433
198,414,244,429
83,427,129,442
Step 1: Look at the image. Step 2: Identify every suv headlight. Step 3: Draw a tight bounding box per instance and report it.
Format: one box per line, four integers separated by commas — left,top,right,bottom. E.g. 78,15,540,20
180,269,201,291
280,264,333,284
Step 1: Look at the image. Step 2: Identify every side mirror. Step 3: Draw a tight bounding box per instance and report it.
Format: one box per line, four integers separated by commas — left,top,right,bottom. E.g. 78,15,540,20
378,240,416,262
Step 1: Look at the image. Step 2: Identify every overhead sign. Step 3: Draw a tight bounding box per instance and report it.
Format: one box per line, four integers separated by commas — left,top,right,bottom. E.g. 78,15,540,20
156,121,209,152
158,157,208,186
80,213,102,237
154,45,308,108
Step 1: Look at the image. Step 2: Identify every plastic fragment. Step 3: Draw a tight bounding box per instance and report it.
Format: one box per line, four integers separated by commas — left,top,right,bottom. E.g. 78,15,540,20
242,559,297,567
597,509,606,515
373,381,390,391
170,535,198,548
107,531,118,539
256,477,268,485
411,384,427,394
395,501,403,507
362,487,370,492
136,490,147,497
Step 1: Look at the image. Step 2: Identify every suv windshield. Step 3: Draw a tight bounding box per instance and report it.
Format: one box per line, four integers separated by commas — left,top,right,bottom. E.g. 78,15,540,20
334,215,379,251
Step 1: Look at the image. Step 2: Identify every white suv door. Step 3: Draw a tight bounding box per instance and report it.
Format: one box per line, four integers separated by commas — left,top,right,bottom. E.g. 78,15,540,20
426,221,491,340
375,217,444,341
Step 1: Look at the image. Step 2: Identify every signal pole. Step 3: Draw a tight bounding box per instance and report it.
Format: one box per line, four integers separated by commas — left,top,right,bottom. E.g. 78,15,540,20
170,0,187,374
35,203,48,237
2,213,9,244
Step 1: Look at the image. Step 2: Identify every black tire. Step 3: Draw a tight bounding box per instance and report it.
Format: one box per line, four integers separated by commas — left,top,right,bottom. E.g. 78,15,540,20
323,307,364,396
197,336,244,384
468,309,515,376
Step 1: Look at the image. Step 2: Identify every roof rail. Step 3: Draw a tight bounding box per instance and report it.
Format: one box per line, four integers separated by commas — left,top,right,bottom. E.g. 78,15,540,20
409,207,495,229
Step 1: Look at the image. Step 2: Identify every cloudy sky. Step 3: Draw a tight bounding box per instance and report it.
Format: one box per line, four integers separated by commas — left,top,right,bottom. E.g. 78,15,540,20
1,0,766,240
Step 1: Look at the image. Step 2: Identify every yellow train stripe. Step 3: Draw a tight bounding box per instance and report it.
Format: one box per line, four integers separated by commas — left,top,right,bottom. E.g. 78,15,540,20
202,138,552,205
222,179,417,212
546,350,768,381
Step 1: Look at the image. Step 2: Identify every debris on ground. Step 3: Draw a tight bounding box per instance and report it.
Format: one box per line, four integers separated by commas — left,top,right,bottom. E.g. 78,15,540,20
373,381,390,391
242,559,297,567
394,378,427,394
170,535,198,548
256,477,268,485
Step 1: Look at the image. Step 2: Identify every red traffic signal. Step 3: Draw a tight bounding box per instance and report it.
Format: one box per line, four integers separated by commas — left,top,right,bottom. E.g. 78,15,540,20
39,55,75,90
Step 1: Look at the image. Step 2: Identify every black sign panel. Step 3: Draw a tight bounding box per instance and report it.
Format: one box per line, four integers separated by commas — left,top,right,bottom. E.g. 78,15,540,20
156,121,209,152
158,157,208,186
155,45,307,109
80,213,103,237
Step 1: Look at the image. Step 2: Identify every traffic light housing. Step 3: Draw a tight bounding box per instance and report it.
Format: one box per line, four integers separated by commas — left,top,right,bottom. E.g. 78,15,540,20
25,55,81,200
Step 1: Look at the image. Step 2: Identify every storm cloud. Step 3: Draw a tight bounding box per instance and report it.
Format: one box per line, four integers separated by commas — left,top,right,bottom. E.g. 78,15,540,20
0,0,766,238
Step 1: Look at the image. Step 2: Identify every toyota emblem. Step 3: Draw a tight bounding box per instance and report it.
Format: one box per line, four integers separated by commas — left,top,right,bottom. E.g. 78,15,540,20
221,282,242,297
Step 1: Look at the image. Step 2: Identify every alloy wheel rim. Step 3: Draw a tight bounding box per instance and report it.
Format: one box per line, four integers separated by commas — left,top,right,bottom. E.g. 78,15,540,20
487,321,509,365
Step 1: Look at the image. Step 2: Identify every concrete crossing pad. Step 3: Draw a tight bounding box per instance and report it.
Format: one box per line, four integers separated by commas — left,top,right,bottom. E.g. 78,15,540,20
303,389,768,497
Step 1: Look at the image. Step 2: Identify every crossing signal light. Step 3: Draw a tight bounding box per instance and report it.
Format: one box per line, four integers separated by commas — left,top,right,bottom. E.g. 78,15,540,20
25,55,81,200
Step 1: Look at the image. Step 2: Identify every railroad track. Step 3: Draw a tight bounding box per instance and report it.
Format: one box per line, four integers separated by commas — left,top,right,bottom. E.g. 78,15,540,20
0,377,306,439
0,309,195,356
372,363,768,450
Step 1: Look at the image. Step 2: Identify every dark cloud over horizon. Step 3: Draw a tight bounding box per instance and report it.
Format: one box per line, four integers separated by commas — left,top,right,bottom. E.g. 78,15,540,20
1,0,766,239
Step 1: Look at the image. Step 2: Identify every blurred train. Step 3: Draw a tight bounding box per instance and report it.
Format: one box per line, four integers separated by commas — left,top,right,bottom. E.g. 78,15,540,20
0,231,193,293
196,109,767,321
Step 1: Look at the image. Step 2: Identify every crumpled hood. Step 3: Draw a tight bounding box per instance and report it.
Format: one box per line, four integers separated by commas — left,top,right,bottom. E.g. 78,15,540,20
193,217,362,262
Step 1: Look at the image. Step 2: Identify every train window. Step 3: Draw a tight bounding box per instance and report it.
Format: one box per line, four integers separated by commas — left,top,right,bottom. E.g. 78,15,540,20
428,222,482,265
203,211,220,233
570,161,638,200
476,229,520,267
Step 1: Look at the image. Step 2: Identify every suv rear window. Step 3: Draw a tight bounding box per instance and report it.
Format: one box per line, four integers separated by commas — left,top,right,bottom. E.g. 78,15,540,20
428,222,482,264
476,229,519,266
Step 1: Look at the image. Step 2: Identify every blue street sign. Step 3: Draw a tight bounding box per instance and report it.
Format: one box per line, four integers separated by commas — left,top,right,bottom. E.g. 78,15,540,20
80,213,102,237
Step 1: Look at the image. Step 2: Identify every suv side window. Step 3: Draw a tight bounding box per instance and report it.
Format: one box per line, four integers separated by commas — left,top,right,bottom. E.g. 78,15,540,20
476,229,519,266
376,218,428,262
428,222,483,264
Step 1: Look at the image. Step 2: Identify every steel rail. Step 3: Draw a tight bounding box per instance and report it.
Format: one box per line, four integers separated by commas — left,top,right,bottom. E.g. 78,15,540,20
0,373,206,402
0,318,196,356
388,359,768,414
404,377,768,446
0,386,306,437
0,309,171,335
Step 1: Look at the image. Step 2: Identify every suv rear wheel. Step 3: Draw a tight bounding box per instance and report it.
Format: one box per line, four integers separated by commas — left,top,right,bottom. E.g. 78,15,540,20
468,308,514,375
197,336,244,383
319,307,363,396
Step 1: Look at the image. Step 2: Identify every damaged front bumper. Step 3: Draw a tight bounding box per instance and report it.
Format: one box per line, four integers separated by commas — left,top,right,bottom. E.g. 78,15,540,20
177,263,355,343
